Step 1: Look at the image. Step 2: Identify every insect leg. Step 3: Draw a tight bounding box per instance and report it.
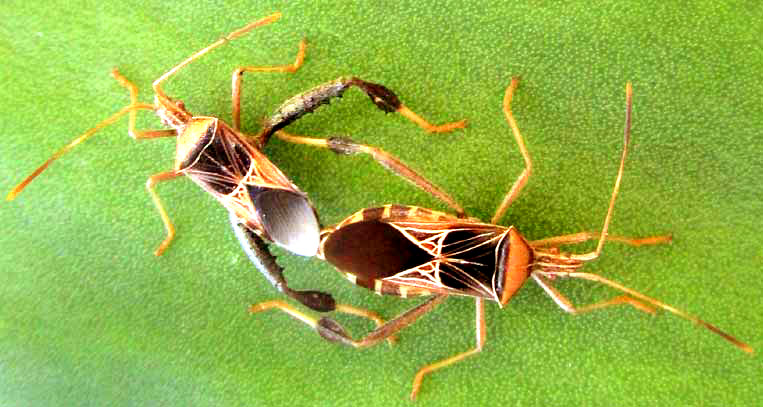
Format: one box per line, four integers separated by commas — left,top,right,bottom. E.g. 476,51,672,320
229,212,336,312
315,294,447,348
257,76,467,146
111,69,178,140
410,297,486,400
531,274,656,314
275,131,465,217
492,77,532,224
249,300,395,345
334,304,398,345
146,170,183,256
351,78,468,132
529,232,672,249
231,39,307,130
533,272,754,353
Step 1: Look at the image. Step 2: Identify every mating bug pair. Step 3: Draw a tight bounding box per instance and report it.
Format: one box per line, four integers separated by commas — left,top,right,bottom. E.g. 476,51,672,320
8,13,753,401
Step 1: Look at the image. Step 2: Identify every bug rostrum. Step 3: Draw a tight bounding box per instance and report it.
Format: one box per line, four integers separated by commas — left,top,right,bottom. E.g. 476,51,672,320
244,78,754,400
7,13,468,309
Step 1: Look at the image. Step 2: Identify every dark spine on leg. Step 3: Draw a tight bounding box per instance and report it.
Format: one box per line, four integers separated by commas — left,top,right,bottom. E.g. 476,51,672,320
261,77,403,143
262,78,354,139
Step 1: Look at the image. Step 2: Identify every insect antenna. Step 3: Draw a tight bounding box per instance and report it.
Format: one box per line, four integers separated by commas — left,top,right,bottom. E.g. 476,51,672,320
152,13,282,104
531,83,633,268
7,102,155,201
568,82,633,262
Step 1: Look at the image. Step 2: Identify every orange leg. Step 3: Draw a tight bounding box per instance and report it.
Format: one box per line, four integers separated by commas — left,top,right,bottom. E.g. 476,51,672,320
533,271,753,354
492,77,532,224
231,38,308,130
529,231,672,249
314,295,447,348
146,171,183,256
256,75,467,148
532,274,656,314
397,106,468,133
111,69,175,140
410,297,486,400
249,300,397,346
275,131,465,217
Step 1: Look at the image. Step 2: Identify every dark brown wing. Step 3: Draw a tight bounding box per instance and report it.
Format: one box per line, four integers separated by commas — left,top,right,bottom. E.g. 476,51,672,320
321,206,508,301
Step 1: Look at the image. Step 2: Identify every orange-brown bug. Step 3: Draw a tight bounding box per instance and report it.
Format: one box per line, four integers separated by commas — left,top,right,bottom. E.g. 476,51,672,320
7,13,466,287
243,78,754,400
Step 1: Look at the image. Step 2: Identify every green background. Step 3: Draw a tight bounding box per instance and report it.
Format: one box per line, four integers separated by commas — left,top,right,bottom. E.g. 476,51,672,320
2,1,760,406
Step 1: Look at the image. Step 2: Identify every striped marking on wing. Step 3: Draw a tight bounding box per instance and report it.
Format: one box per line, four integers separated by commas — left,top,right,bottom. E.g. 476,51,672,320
382,222,509,302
